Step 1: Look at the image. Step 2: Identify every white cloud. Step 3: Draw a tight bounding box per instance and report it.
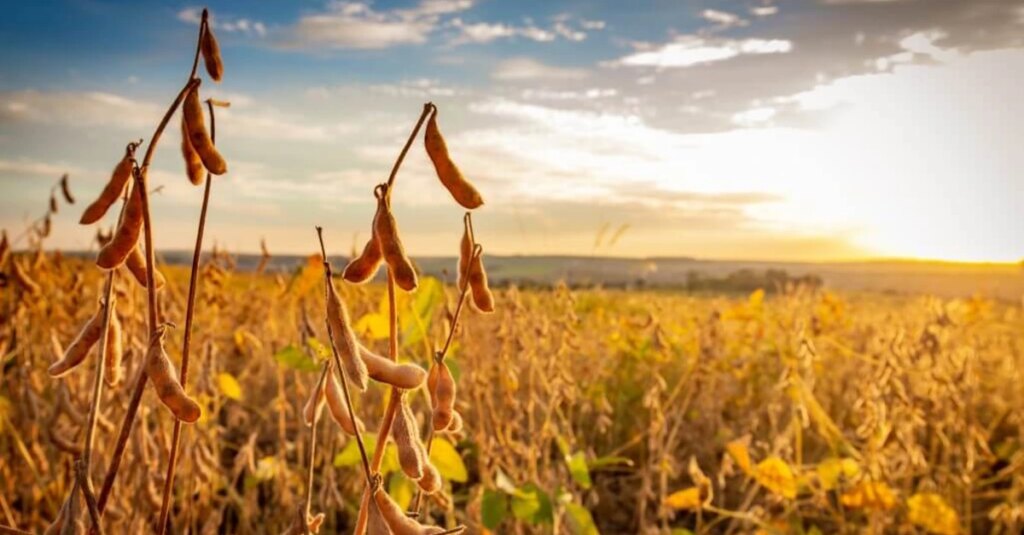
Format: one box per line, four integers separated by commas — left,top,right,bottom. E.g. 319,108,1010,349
177,7,267,37
732,106,777,126
450,15,597,45
492,58,588,81
520,88,618,101
612,37,793,68
0,159,81,177
874,30,960,70
702,9,748,29
750,6,779,17
278,0,472,50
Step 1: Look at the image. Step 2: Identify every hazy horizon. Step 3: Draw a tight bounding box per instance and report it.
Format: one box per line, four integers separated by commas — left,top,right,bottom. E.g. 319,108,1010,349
2,0,1023,262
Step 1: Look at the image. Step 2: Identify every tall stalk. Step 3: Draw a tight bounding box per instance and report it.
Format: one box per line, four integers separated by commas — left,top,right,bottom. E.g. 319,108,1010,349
157,96,220,535
95,11,208,518
352,102,432,534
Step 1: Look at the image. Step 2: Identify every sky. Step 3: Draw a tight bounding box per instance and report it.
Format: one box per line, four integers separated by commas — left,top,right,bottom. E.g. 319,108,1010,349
0,0,1022,262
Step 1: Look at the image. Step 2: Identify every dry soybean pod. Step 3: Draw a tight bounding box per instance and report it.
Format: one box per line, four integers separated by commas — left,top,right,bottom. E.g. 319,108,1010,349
200,21,223,82
124,245,166,289
326,272,369,391
417,462,442,496
302,363,329,426
456,216,472,291
374,186,417,291
182,81,227,175
180,112,205,185
392,397,425,480
95,181,143,269
444,410,463,434
467,244,494,313
49,302,106,377
324,368,364,435
103,312,124,387
365,497,392,535
79,147,135,225
342,233,383,284
144,326,201,423
373,485,446,535
360,343,427,390
431,360,456,432
11,258,41,295
60,173,75,204
424,105,484,210
0,229,9,267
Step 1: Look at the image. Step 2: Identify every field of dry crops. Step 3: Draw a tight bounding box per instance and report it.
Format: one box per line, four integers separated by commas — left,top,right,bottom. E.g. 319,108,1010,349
1,254,1022,534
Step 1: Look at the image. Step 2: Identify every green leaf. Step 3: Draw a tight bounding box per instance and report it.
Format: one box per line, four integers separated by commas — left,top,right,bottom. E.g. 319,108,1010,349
511,483,553,525
306,338,331,360
274,345,318,372
388,473,416,511
567,452,592,489
670,530,695,535
589,456,634,470
402,276,443,348
564,503,599,535
334,436,377,468
481,489,508,529
429,437,468,483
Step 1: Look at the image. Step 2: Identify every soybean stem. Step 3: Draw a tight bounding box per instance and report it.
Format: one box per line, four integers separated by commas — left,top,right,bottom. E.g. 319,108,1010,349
156,92,218,535
386,103,433,191
95,11,206,516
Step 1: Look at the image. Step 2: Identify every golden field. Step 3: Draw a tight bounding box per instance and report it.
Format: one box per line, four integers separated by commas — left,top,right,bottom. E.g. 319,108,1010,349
2,256,1022,534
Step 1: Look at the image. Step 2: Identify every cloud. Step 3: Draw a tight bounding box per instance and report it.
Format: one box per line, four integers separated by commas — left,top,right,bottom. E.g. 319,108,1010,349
612,37,793,68
177,7,267,37
449,15,599,45
0,159,81,177
701,9,748,29
492,58,588,81
732,106,777,126
276,0,472,50
750,6,779,17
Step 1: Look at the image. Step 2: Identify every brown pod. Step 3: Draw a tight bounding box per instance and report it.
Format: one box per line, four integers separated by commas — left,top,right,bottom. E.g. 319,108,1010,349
373,486,446,535
424,107,484,209
80,153,133,224
145,327,201,423
392,400,425,480
360,344,427,389
365,497,393,535
445,410,463,433
60,173,75,204
373,195,417,291
303,374,327,426
417,462,443,496
104,312,124,387
431,362,456,431
342,235,383,284
49,304,105,377
183,82,227,175
327,276,369,391
124,245,166,289
468,246,495,313
0,230,9,266
96,183,143,269
457,224,472,291
201,24,224,82
40,214,52,237
324,369,364,435
11,259,41,294
181,112,206,185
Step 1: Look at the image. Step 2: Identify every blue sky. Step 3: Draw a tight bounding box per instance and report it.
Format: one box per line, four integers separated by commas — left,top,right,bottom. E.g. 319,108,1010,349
2,0,1023,261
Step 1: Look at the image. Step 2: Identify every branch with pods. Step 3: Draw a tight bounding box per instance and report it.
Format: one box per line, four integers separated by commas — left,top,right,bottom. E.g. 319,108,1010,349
12,8,230,534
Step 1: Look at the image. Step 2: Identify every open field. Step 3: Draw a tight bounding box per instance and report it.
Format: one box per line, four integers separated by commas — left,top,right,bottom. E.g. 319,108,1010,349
2,255,1022,534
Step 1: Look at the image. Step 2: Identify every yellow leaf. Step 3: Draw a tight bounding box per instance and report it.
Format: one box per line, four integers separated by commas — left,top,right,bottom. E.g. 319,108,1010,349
816,458,859,491
429,437,468,483
840,481,896,511
753,456,797,499
907,493,959,535
726,439,752,475
663,487,703,510
216,372,243,401
355,312,390,340
748,288,765,307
